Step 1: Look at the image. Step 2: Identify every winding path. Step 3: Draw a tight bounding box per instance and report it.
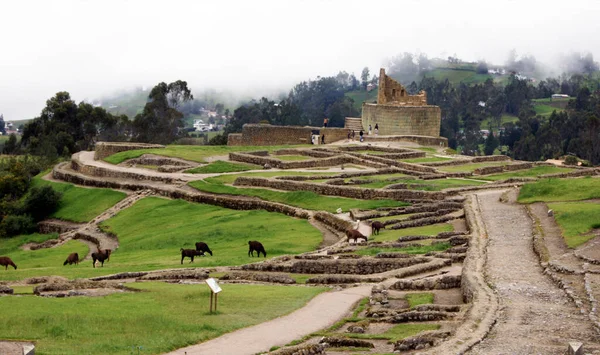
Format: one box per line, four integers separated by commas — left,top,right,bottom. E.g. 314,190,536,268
164,286,371,355
467,190,598,354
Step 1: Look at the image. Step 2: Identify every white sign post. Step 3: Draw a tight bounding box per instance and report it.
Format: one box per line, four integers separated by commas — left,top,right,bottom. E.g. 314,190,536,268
205,278,222,313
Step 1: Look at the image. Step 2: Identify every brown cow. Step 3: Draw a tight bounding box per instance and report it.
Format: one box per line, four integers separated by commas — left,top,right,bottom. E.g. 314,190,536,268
371,221,385,235
248,241,266,257
63,252,80,266
346,229,367,244
0,256,17,270
181,248,205,264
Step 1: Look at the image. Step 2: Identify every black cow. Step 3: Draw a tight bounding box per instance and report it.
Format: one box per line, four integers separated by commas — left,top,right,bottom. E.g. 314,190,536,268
195,242,213,256
181,248,205,264
92,250,110,268
248,241,266,257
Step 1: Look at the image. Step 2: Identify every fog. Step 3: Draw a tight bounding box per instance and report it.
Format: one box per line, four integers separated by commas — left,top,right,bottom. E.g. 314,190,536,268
1,0,599,120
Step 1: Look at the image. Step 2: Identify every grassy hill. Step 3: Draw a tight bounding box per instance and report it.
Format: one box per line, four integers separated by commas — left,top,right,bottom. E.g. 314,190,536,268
345,90,378,111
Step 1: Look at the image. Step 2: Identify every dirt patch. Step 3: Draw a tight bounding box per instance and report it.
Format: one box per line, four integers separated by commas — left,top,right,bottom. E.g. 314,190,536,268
0,342,34,355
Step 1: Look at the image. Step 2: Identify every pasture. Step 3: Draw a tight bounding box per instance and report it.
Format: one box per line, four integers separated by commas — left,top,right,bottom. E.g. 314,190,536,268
547,201,600,248
518,177,600,203
0,282,326,355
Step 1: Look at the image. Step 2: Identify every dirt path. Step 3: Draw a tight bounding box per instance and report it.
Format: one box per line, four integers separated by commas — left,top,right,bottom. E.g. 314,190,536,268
164,285,371,355
467,190,598,354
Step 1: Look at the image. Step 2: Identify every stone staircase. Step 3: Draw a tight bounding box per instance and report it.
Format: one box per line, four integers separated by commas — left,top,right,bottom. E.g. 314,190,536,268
344,117,364,132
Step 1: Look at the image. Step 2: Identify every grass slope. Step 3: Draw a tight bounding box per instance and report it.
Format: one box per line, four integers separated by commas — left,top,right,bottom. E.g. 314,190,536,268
104,145,306,164
518,177,600,203
189,178,408,212
370,223,453,242
547,201,600,248
0,282,326,355
32,175,127,222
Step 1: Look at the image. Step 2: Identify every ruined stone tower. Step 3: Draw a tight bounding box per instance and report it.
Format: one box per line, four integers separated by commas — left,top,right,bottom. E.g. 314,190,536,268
361,68,441,137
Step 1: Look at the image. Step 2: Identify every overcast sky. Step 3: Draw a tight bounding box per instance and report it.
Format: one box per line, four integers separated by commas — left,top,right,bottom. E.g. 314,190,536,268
1,0,600,120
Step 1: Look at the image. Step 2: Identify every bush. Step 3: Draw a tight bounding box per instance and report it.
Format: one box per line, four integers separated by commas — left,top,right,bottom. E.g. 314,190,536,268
0,214,35,237
564,155,578,165
22,185,62,221
208,134,228,145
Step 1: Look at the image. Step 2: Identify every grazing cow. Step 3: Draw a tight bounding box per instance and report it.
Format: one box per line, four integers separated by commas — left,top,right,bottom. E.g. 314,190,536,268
346,229,367,244
195,242,213,256
92,249,111,268
0,256,17,270
63,252,80,266
181,248,205,264
371,221,385,235
248,241,266,257
99,249,112,262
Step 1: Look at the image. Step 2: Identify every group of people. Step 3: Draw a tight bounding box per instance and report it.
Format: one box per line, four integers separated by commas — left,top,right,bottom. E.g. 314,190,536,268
347,123,380,143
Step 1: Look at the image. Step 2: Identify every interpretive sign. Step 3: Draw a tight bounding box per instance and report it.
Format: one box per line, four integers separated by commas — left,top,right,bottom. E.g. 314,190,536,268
205,278,222,313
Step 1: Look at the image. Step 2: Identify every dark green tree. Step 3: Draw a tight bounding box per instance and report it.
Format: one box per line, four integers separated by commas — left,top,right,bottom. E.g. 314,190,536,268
483,130,499,155
361,67,370,90
132,81,193,144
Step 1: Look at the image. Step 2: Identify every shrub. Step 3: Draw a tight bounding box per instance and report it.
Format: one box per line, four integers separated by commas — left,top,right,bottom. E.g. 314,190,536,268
0,214,35,237
564,155,578,165
22,185,62,221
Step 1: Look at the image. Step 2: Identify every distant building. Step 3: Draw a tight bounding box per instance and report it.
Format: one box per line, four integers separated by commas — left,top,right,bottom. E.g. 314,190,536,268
366,83,376,92
551,94,569,99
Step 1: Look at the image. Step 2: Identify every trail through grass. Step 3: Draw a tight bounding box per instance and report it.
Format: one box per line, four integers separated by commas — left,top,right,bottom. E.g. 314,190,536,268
0,282,326,355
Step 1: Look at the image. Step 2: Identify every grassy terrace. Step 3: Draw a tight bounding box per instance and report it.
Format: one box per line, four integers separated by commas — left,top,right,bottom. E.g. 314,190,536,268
31,173,127,222
103,145,307,164
275,155,312,161
355,242,451,256
518,177,600,203
401,156,452,163
189,174,409,212
437,161,508,173
0,282,326,355
472,165,574,181
0,197,323,280
548,201,600,248
185,160,260,174
369,223,454,243
356,178,486,190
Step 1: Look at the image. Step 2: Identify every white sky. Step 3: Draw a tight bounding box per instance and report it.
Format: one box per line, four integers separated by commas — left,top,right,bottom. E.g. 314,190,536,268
1,0,599,120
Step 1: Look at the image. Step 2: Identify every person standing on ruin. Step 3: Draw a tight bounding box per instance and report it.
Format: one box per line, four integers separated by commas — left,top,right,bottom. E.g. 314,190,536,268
352,130,355,141
359,130,364,142
374,123,379,136
321,134,325,144
368,124,372,135
347,129,352,142
323,117,328,128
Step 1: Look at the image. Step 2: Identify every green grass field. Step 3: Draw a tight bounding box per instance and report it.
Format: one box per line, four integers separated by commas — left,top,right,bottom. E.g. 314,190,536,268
481,114,519,130
472,166,574,181
185,160,260,174
547,201,600,248
189,177,409,212
356,178,486,190
344,323,440,342
534,104,563,117
104,145,307,164
422,68,492,85
518,177,600,203
31,175,127,222
345,90,378,111
0,282,326,355
406,292,434,308
369,223,454,242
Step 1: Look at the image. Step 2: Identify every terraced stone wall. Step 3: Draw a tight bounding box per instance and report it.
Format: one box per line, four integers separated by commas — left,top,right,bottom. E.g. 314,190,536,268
94,142,164,160
362,103,441,137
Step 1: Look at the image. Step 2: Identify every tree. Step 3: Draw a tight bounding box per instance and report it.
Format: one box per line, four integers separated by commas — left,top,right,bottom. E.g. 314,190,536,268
22,185,62,221
2,134,18,154
132,81,193,144
476,61,489,74
361,67,370,90
0,114,5,134
483,130,499,155
215,103,225,115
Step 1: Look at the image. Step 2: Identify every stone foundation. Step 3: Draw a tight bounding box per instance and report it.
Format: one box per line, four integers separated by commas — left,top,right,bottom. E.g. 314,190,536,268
94,142,164,160
362,103,441,137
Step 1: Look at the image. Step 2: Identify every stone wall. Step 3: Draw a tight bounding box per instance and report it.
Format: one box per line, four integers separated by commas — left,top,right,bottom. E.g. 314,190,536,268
362,104,441,137
229,152,388,169
226,124,349,146
363,135,448,147
94,142,164,160
71,154,179,184
233,177,446,201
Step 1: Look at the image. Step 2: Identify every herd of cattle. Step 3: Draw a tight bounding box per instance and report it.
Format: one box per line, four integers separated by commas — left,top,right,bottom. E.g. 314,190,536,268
0,240,268,271
1,222,382,272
